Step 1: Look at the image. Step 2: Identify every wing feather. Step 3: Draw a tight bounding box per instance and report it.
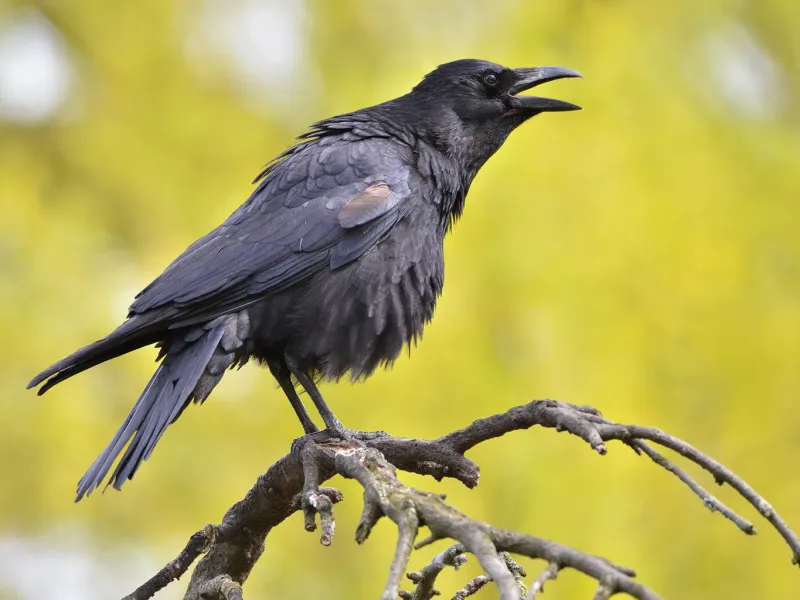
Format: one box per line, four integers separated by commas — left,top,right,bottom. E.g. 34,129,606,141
338,183,401,228
128,137,415,324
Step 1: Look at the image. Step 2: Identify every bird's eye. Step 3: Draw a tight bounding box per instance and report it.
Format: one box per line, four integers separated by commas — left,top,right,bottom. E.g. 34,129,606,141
483,73,499,87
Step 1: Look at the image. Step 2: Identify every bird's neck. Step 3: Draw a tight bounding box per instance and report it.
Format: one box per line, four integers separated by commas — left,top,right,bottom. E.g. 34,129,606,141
408,135,471,234
382,98,491,177
318,99,502,233
390,100,501,234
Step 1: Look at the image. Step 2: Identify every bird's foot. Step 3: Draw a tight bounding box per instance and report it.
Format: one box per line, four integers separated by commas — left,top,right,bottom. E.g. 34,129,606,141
292,425,388,450
344,427,389,441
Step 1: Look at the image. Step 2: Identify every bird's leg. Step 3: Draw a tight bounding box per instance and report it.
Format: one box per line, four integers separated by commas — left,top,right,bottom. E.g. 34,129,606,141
284,357,388,442
285,360,348,435
269,361,319,435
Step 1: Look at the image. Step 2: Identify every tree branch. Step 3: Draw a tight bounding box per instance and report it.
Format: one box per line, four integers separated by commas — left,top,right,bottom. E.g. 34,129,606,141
124,399,800,600
526,562,559,599
400,543,468,600
123,526,215,600
438,399,800,563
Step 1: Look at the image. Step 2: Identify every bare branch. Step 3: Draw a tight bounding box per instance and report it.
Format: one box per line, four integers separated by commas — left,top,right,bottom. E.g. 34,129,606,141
383,501,419,600
355,491,384,544
401,543,467,600
437,400,800,564
196,575,243,600
414,532,446,550
343,442,654,600
617,425,800,563
526,562,559,599
458,529,518,599
124,399,800,600
294,437,654,599
631,440,755,534
451,575,491,599
122,525,215,600
592,581,614,600
450,552,527,599
487,529,651,599
294,436,341,545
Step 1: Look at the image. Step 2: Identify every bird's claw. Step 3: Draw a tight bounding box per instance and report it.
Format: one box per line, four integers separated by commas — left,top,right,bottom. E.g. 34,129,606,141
292,427,388,450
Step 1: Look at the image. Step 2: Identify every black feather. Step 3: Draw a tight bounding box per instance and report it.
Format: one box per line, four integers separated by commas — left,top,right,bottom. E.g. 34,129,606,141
75,322,226,500
28,58,579,498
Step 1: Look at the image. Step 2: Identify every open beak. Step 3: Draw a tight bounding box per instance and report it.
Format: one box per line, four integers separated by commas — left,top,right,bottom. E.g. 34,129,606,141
506,66,582,115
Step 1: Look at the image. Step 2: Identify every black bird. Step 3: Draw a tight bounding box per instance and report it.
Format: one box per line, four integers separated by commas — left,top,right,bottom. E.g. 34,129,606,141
29,59,580,500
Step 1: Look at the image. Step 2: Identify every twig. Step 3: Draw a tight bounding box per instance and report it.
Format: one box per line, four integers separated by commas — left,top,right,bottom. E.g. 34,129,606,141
593,581,614,600
401,543,468,600
619,425,800,562
382,501,419,600
458,529,519,599
450,552,527,599
196,575,243,600
487,529,650,599
356,492,384,544
132,446,342,600
404,548,527,600
122,525,215,600
451,575,491,599
631,440,755,534
526,562,559,599
295,438,340,545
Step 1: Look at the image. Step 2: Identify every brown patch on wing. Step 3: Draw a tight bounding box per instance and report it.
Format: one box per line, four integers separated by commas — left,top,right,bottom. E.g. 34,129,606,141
338,183,394,228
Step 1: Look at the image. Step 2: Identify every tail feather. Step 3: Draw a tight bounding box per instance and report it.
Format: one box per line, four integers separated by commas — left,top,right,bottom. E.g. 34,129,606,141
28,314,163,394
75,323,226,501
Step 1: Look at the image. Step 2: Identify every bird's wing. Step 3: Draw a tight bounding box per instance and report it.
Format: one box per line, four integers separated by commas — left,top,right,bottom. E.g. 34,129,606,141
128,137,417,324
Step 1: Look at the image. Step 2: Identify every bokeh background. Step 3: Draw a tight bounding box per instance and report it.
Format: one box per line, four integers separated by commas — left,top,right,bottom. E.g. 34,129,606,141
1,1,798,598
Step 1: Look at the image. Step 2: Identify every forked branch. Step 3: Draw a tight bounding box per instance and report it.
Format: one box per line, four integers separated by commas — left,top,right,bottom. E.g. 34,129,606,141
125,399,800,600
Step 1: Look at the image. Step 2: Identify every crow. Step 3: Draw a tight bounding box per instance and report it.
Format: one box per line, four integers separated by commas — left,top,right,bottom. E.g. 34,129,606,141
28,59,581,500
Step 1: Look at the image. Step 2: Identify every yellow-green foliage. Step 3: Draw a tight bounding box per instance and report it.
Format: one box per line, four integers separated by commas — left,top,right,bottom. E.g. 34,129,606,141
1,1,798,598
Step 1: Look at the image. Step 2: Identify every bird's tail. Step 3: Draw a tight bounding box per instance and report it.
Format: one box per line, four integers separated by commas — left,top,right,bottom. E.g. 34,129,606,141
73,318,239,501
28,312,169,395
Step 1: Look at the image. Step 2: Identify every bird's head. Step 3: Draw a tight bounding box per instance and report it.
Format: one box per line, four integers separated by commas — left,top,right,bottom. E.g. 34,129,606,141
407,59,581,171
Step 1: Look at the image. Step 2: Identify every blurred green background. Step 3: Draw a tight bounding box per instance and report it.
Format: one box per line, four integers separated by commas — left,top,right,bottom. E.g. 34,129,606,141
1,0,798,598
